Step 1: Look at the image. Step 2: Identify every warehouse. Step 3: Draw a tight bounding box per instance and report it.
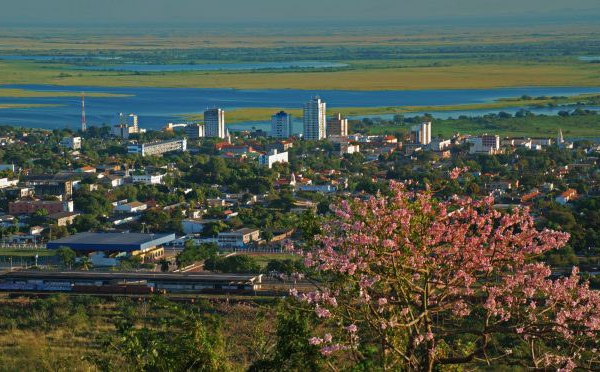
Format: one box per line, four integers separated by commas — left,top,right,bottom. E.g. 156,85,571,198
47,232,176,260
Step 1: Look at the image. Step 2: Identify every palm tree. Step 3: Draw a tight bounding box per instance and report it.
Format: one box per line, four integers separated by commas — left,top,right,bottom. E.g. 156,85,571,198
79,256,93,271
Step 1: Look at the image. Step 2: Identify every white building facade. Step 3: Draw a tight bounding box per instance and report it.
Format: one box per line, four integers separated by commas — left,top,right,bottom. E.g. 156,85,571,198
410,121,432,145
204,108,226,138
303,97,326,140
258,149,289,168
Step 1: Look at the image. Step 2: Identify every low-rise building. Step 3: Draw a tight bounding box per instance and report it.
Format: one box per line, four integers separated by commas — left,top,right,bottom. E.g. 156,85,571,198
258,149,288,168
132,174,165,185
298,184,337,193
0,178,19,189
127,138,187,157
9,199,74,215
217,228,261,248
556,189,578,205
101,175,125,188
114,201,148,214
47,211,80,226
60,136,82,150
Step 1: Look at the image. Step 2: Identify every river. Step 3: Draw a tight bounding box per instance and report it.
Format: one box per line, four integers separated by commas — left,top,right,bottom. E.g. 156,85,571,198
0,84,599,131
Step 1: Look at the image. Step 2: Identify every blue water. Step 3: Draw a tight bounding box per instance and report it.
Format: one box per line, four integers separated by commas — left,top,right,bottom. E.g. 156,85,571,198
0,84,599,131
77,61,349,72
579,56,600,62
0,55,348,71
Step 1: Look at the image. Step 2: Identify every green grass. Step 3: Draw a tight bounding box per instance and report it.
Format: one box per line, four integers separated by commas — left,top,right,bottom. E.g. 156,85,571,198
0,103,63,109
0,249,55,257
1,58,599,91
0,88,131,98
357,114,600,138
244,253,299,268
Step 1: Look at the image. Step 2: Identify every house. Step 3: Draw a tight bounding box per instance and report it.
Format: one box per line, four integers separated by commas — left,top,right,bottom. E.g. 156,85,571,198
75,166,96,173
556,189,578,205
102,175,125,188
114,201,148,214
48,211,80,226
489,181,517,192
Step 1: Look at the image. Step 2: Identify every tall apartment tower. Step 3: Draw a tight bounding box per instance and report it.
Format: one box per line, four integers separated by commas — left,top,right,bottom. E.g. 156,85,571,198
271,111,293,138
410,121,432,145
303,97,326,141
327,113,348,138
204,108,226,138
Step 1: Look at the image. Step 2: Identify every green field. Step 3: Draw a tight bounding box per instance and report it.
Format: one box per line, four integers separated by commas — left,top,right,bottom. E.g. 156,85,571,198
1,59,599,91
0,249,55,257
0,25,599,92
355,114,600,138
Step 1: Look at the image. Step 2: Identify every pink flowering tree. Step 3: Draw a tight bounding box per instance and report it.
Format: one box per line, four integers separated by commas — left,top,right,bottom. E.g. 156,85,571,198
294,180,600,371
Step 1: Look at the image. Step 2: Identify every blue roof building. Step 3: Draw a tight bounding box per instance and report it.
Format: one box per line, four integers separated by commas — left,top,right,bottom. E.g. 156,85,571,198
47,232,176,253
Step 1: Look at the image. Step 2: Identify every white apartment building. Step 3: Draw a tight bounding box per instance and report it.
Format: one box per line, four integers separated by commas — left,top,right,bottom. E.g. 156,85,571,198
303,97,326,140
410,121,432,145
132,174,165,185
127,138,187,157
258,149,289,168
271,111,293,138
204,108,226,138
60,136,82,150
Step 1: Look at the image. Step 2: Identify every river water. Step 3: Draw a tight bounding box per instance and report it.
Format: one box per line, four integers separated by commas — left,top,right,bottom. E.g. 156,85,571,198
0,84,599,131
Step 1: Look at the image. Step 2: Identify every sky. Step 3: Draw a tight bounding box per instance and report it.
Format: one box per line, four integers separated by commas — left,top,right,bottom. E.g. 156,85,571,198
2,0,600,26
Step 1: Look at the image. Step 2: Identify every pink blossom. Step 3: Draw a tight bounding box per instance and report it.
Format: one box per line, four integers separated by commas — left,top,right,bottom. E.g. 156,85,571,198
296,180,600,370
309,337,323,345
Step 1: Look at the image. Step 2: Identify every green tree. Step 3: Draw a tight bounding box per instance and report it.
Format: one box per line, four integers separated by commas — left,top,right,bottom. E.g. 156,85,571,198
249,301,323,371
56,247,76,269
91,298,229,371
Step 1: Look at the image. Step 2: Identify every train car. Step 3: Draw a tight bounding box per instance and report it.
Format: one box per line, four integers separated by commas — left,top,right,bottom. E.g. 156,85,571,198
72,284,154,295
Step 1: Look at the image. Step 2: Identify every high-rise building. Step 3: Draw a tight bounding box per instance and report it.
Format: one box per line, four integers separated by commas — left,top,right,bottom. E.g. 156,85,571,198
327,113,348,138
303,97,326,140
111,113,140,139
410,121,432,145
204,108,226,138
271,111,292,138
185,123,205,139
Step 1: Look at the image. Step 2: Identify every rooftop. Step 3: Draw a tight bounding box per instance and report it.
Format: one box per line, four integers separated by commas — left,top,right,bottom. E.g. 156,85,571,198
47,232,176,252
